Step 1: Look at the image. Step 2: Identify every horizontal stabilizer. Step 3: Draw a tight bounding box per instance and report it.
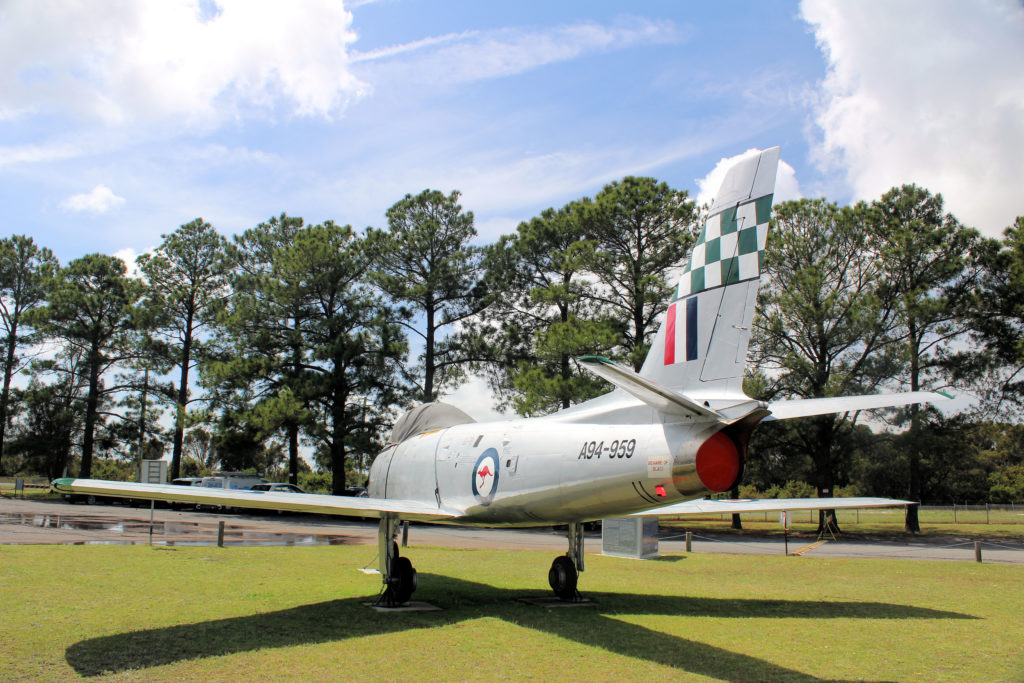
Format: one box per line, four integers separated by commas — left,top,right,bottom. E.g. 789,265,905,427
51,478,461,522
632,496,912,517
579,356,723,421
767,391,953,420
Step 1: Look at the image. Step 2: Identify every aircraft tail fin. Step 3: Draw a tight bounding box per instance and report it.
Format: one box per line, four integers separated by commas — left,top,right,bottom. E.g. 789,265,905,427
639,147,780,398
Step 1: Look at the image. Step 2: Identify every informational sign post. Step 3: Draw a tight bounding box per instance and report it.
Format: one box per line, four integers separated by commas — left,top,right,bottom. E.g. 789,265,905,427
780,511,789,555
139,459,168,485
138,460,167,545
602,517,659,559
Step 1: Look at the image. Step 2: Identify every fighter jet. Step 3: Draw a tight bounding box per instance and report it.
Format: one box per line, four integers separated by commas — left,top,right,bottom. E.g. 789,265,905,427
53,147,947,605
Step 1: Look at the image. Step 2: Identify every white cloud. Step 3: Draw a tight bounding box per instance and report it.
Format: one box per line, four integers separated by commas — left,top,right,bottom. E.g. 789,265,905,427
354,17,681,87
172,143,279,167
324,128,731,243
473,216,522,243
61,185,126,213
0,0,366,127
112,247,153,279
439,374,513,422
801,0,1024,236
0,143,80,167
774,161,802,205
351,31,470,63
695,149,802,207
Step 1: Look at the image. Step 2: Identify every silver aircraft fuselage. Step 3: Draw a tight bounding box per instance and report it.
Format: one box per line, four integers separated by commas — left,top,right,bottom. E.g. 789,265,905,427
368,393,761,526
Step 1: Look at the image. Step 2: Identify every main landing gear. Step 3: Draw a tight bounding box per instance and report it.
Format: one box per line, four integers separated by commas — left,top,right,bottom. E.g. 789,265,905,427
376,515,418,606
375,517,586,604
549,521,584,601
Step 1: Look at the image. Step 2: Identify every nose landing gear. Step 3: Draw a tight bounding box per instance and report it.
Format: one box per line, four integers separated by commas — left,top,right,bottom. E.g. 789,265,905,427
376,515,418,607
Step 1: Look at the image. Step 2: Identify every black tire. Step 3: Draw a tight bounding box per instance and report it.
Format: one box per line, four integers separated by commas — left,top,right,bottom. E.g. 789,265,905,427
390,556,418,604
86,494,97,505
548,555,577,600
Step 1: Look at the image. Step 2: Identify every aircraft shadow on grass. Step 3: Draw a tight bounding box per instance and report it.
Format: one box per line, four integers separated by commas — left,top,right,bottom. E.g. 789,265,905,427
66,575,974,680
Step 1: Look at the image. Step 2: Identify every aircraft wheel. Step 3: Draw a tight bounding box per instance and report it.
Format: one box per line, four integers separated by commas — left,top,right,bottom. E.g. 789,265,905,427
389,556,418,604
548,555,578,600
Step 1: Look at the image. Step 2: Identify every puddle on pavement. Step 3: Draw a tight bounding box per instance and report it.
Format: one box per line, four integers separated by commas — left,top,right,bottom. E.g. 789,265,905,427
0,512,354,547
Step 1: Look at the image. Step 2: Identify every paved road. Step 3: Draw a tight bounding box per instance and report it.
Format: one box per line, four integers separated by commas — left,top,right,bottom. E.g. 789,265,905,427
0,496,586,551
661,530,1024,564
3,495,1023,564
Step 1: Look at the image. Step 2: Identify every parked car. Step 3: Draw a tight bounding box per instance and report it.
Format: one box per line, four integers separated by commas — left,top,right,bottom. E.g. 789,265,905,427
167,477,204,510
199,473,267,490
61,491,122,506
249,483,307,494
248,482,309,515
61,484,141,506
195,472,268,511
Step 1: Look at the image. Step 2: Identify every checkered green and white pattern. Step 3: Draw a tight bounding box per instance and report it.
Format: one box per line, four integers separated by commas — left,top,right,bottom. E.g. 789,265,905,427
676,194,773,299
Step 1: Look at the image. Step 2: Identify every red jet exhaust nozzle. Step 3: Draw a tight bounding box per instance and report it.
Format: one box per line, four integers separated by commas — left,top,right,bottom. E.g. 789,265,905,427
696,431,741,493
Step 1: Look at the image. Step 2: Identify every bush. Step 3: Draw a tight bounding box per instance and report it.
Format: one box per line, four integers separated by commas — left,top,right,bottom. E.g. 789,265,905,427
91,458,137,482
298,471,332,494
988,465,1024,503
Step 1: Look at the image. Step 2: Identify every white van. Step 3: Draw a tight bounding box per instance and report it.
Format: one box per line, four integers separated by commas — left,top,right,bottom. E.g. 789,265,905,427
196,472,267,511
199,472,267,490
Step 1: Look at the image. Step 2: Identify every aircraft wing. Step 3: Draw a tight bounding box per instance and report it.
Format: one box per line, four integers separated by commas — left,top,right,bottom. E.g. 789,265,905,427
50,478,462,522
766,391,953,420
632,496,912,517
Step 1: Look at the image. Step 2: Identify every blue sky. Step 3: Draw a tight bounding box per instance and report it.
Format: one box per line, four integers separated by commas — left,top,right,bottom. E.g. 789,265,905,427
4,0,1022,274
2,0,1022,424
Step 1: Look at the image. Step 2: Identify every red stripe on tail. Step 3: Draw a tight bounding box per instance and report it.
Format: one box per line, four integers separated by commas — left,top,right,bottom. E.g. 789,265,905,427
664,303,677,365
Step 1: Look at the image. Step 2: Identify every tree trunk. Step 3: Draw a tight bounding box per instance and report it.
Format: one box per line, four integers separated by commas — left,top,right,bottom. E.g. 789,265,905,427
288,421,299,485
169,317,194,481
904,327,922,533
80,345,102,479
633,306,645,371
53,419,74,482
0,326,16,475
331,358,349,496
905,422,922,532
560,300,570,410
730,484,743,529
812,415,840,535
136,369,149,465
817,508,840,536
423,303,436,403
289,327,303,485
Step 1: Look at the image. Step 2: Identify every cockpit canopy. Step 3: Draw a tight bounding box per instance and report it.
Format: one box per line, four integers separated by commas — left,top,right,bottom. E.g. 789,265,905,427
387,402,477,446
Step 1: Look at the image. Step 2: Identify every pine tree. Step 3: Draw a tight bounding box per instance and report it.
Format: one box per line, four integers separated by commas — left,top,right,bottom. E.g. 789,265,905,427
138,218,232,480
0,235,57,474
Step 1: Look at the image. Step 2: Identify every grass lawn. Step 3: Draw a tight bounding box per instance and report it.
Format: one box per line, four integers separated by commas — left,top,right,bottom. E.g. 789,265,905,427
1,543,1021,681
0,485,58,500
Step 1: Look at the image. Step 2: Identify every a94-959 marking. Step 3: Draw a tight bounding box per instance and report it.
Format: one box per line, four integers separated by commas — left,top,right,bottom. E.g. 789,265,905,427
578,438,637,460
